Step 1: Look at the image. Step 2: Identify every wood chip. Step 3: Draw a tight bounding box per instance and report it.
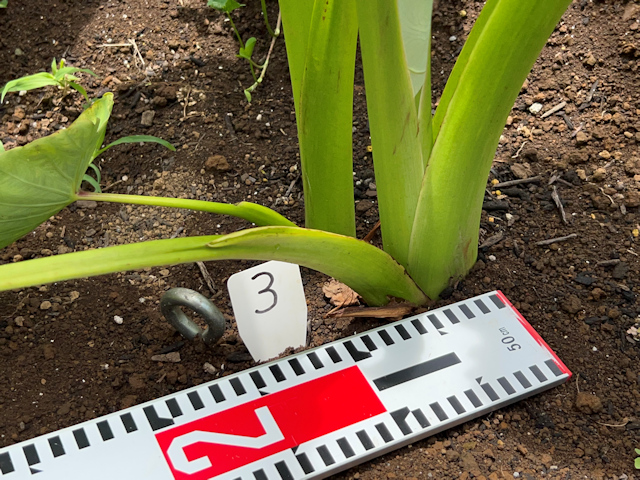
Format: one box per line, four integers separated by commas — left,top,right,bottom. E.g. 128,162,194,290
151,352,181,363
479,232,504,249
326,303,414,319
541,101,567,119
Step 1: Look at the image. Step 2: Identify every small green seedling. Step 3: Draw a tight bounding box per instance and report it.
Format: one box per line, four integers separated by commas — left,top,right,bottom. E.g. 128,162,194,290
207,0,276,102
1,58,96,104
635,449,640,469
0,1,8,8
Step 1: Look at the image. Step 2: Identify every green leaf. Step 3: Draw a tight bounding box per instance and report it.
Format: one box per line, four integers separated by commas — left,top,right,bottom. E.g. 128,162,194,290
51,58,58,75
636,448,640,455
278,0,314,112
207,0,243,13
95,135,176,157
0,0,6,7
68,81,89,103
81,174,101,193
408,0,571,298
54,66,97,82
356,0,424,267
86,162,102,184
399,0,434,96
1,73,58,102
0,227,428,306
636,456,640,470
244,89,252,103
297,0,358,237
0,141,4,152
0,93,114,249
237,37,257,60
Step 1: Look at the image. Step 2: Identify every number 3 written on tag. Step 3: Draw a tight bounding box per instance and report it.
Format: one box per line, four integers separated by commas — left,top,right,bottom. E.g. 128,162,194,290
252,272,278,314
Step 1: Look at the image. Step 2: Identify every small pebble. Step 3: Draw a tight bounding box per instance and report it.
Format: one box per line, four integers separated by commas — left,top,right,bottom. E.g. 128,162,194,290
529,103,543,114
203,362,217,374
114,315,124,324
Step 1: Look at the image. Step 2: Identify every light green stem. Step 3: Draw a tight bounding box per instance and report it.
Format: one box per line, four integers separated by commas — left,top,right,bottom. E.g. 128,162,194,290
408,0,572,298
297,0,358,236
356,0,424,267
260,0,276,37
76,192,296,227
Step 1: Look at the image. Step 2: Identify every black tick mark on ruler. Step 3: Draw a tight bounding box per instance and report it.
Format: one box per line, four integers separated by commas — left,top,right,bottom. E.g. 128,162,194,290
373,352,461,390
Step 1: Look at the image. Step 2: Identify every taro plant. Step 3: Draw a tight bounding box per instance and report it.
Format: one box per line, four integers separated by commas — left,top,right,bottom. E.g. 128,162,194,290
1,58,97,105
0,0,571,306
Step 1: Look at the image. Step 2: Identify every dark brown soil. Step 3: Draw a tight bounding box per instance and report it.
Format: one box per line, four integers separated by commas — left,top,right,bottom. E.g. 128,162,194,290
2,0,640,478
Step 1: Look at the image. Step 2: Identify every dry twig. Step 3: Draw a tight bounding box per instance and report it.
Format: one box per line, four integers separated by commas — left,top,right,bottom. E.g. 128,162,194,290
197,262,216,294
551,186,568,224
491,176,542,189
536,233,577,246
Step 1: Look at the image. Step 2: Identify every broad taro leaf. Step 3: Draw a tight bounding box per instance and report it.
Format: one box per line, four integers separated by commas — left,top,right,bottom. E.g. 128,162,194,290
0,93,114,249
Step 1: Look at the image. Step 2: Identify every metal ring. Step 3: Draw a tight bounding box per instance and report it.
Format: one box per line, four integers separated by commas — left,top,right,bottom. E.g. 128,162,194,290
160,288,226,345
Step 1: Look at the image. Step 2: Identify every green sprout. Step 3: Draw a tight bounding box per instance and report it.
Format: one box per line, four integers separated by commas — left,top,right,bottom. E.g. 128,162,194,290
1,58,97,104
0,1,7,8
207,0,278,102
0,0,571,306
636,449,640,469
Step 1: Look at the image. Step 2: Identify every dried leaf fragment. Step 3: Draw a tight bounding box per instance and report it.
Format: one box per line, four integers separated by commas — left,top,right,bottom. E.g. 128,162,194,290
322,279,360,308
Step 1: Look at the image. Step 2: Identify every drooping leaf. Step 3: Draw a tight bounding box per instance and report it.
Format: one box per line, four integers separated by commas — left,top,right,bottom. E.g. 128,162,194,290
95,135,176,156
297,0,358,237
68,81,90,103
0,227,428,306
207,0,243,13
86,162,102,184
81,174,101,193
237,37,257,60
1,73,58,102
0,94,114,249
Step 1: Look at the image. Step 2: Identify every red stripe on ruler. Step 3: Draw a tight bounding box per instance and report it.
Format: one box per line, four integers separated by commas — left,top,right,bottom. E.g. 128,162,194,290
496,290,572,378
155,365,386,479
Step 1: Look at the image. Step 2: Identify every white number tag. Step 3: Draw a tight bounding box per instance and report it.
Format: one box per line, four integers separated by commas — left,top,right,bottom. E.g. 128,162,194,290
227,261,308,362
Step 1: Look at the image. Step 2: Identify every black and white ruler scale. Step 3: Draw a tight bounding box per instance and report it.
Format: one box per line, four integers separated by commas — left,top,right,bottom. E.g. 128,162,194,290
0,291,570,480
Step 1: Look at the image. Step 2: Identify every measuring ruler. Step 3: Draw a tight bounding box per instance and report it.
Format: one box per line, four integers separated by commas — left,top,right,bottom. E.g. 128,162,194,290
0,291,570,479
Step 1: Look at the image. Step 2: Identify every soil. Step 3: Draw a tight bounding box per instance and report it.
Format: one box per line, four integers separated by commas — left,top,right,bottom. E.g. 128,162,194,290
1,0,640,478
